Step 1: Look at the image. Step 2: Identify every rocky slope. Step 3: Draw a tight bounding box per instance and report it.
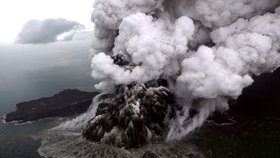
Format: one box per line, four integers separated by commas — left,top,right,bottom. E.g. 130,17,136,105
82,80,175,148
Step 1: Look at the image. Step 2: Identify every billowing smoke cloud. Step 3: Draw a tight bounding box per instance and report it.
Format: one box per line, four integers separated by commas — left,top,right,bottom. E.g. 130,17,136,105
165,0,280,28
38,1,280,157
16,18,84,44
91,13,194,87
89,0,280,140
170,12,280,138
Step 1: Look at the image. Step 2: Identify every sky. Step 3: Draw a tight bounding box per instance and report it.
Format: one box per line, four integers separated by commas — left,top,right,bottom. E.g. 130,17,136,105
0,0,94,43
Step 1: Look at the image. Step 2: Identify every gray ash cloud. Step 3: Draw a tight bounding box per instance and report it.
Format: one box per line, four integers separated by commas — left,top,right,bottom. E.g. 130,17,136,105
39,0,280,156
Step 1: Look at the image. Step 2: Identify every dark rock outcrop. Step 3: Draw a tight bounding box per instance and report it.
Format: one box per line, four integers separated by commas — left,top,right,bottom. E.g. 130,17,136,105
4,89,99,123
207,111,235,125
82,81,175,149
112,54,136,70
141,151,159,158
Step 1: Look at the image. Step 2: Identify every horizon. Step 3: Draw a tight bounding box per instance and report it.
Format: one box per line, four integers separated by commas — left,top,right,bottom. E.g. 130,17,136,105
0,0,93,44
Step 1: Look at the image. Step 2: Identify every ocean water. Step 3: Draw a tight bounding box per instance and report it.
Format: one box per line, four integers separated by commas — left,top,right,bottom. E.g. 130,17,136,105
0,41,95,158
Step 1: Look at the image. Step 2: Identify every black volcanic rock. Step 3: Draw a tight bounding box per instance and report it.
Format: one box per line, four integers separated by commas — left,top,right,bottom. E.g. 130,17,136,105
82,81,175,149
207,111,235,125
112,54,136,70
112,54,130,66
141,151,159,158
4,89,99,123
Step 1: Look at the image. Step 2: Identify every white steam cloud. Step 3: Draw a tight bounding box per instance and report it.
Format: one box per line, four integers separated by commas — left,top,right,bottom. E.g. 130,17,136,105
36,2,280,157
37,1,279,144
165,0,280,28
89,0,280,140
92,12,194,86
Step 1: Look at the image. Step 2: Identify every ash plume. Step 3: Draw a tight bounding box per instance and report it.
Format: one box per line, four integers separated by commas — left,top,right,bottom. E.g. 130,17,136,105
39,1,280,157
89,0,280,140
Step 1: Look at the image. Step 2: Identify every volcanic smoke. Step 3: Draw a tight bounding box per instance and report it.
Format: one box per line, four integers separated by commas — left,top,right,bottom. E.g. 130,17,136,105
88,0,280,142
40,0,280,155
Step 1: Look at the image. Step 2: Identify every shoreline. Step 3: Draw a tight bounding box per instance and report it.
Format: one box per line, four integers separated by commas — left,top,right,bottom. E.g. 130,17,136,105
3,89,99,124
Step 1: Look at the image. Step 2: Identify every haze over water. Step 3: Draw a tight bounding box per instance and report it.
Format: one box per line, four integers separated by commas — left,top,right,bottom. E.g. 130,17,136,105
0,41,94,157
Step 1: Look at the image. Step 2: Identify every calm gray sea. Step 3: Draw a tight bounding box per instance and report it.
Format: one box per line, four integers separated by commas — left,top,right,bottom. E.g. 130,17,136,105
0,41,95,158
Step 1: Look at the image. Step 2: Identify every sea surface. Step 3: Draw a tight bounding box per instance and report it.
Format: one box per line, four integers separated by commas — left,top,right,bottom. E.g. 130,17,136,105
0,41,95,158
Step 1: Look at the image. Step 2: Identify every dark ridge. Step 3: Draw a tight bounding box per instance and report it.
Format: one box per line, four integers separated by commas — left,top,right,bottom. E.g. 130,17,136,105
4,89,99,123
